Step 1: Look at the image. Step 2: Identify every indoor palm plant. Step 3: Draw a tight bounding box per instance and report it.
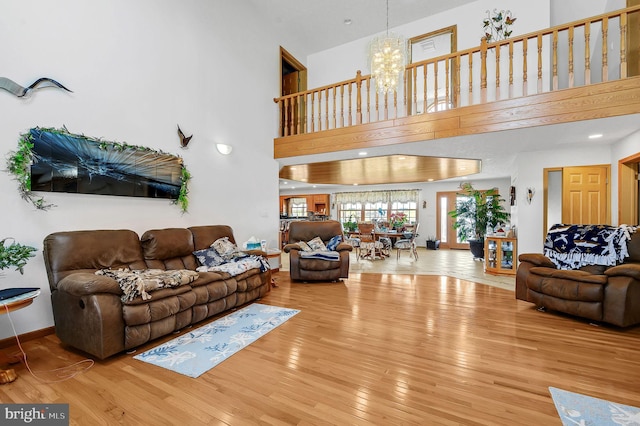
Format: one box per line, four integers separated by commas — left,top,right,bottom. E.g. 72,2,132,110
0,238,37,275
448,182,510,259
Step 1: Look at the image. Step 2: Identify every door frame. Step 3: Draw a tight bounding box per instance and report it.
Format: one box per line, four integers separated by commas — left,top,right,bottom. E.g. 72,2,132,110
619,151,640,225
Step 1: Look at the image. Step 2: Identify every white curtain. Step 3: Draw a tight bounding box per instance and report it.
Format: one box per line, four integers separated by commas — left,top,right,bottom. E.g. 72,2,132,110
335,189,419,204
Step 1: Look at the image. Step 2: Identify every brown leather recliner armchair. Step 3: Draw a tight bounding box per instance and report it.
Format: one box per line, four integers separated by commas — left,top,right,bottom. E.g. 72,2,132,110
283,220,352,282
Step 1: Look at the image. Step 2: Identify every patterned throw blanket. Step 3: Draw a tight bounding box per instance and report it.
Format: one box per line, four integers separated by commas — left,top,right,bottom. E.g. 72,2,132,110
196,255,270,275
543,224,637,270
96,268,199,302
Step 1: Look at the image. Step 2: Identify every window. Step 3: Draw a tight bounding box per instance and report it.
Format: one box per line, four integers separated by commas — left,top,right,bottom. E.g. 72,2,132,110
290,197,307,217
336,190,419,229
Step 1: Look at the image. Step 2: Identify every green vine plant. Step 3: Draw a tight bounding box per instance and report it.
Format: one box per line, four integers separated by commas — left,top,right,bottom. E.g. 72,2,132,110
5,126,192,213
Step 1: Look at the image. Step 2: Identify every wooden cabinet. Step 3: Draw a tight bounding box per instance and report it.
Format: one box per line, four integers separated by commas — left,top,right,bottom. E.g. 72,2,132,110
280,193,329,216
484,236,517,276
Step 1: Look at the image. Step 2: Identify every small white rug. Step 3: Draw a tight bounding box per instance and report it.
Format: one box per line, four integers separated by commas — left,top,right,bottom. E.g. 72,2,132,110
134,303,299,378
550,387,640,425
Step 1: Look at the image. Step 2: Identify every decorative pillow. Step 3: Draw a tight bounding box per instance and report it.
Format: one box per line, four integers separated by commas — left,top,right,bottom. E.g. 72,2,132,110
296,241,313,251
307,236,327,251
211,237,237,258
193,248,227,267
326,235,343,251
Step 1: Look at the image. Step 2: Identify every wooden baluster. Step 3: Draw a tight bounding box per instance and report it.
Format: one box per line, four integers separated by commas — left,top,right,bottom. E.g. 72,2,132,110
393,89,398,119
403,69,408,116
568,26,574,88
339,86,344,128
434,61,439,111
296,94,302,135
375,89,380,122
509,41,514,98
284,97,290,136
537,34,543,93
585,22,591,85
309,92,316,133
445,58,451,109
348,83,353,127
522,37,528,96
455,55,461,108
422,64,427,113
602,17,609,82
480,37,488,103
325,89,329,130
468,53,473,104
495,44,501,100
384,91,389,121
412,67,418,115
332,87,337,129
356,71,362,125
621,12,628,79
553,30,558,90
318,90,323,130
366,78,371,124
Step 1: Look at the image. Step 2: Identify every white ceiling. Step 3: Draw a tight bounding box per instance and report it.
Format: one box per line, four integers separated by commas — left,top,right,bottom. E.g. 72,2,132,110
259,1,640,191
247,0,478,54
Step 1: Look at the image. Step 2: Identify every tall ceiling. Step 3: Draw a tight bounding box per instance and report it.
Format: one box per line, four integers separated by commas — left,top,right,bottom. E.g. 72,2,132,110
252,1,640,191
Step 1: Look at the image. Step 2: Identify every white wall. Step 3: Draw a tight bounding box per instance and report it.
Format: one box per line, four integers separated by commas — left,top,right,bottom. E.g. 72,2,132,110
307,0,551,89
0,0,285,338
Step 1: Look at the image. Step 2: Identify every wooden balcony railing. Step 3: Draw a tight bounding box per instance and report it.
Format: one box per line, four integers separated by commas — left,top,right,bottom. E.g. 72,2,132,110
274,5,640,139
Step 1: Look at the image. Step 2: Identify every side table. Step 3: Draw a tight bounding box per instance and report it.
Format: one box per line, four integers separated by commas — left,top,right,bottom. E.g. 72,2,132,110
266,249,281,272
0,289,40,384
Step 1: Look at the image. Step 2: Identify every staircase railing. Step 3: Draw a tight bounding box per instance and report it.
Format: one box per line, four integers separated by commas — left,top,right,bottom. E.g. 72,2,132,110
274,5,640,138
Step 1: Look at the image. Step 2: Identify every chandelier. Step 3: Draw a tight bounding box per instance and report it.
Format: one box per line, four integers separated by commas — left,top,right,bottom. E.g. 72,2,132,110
368,0,406,93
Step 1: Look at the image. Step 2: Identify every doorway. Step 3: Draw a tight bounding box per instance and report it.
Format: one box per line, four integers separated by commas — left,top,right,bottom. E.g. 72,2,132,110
619,152,640,225
407,25,457,114
280,47,307,136
436,190,469,250
543,164,612,238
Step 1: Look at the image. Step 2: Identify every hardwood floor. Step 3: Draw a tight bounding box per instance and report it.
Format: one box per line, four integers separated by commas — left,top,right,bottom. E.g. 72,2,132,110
2,269,640,425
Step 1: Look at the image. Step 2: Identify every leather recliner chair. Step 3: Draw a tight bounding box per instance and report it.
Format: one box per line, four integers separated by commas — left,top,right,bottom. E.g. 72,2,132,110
283,220,352,282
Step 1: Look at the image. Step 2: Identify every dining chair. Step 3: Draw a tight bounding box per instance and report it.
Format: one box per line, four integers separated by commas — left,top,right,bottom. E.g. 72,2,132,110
357,222,385,260
395,223,420,260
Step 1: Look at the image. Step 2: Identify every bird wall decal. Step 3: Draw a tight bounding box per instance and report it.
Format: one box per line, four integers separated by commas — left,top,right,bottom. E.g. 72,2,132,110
0,77,72,98
177,125,193,148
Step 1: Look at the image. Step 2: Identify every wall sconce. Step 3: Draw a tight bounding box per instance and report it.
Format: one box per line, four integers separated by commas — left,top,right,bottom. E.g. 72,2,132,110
215,143,233,155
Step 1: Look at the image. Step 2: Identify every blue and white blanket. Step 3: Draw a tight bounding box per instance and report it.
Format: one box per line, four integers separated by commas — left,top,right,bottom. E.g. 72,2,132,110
196,255,269,275
299,250,340,261
544,224,637,270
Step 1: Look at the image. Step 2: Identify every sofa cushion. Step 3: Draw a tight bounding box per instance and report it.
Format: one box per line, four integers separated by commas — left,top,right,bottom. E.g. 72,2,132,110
307,236,327,251
326,235,343,251
212,237,237,258
529,267,608,284
140,228,194,260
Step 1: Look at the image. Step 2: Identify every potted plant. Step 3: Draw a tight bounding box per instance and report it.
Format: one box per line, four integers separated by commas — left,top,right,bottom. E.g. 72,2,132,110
426,236,440,250
342,216,358,233
390,212,407,230
0,238,37,275
448,182,510,259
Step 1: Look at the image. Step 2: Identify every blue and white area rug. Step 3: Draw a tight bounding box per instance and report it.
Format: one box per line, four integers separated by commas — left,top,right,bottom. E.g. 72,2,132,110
550,387,640,425
134,303,300,378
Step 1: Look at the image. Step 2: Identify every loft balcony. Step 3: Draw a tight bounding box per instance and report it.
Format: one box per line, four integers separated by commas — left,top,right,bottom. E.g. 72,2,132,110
273,6,640,161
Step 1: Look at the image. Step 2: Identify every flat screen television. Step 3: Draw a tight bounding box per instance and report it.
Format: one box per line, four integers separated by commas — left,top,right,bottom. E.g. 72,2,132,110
29,128,182,199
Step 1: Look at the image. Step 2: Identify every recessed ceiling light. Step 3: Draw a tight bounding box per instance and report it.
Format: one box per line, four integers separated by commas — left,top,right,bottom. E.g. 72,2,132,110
588,133,603,139
427,178,434,182
344,19,352,25
312,185,317,188
290,166,297,170
358,151,367,156
353,183,359,186
283,181,288,184
398,156,406,160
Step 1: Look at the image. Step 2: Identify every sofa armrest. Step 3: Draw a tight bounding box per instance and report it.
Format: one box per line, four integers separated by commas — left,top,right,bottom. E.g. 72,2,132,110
335,242,353,252
57,272,122,296
529,267,608,284
283,243,301,253
605,264,640,280
519,253,556,268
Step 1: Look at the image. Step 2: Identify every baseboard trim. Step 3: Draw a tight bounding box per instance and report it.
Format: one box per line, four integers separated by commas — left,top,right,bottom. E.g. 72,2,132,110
0,326,55,349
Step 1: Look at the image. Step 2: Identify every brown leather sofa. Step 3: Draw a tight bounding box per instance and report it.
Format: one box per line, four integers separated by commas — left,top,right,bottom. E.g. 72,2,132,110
43,225,271,359
516,230,640,327
283,220,352,282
